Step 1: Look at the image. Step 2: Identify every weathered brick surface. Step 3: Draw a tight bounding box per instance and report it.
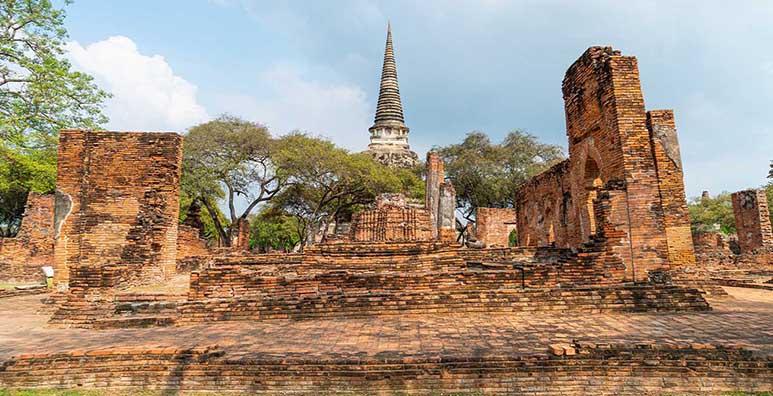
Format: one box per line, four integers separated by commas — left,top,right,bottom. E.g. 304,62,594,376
514,47,697,283
474,207,517,247
176,224,210,260
425,151,443,238
174,240,707,325
437,181,457,242
1,343,769,394
647,110,696,266
0,193,54,282
732,189,773,253
50,130,182,326
349,194,432,242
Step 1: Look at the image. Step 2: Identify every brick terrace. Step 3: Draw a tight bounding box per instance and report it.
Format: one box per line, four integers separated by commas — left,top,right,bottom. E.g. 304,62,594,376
2,287,771,359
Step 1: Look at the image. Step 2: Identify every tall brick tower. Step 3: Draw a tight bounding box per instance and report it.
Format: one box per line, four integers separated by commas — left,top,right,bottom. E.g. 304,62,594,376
365,23,419,168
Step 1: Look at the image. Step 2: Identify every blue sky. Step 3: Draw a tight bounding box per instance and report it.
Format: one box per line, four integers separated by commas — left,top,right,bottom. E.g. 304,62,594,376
60,0,773,199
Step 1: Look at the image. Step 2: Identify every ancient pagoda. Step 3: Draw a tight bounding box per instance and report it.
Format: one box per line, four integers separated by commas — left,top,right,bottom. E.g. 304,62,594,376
365,23,419,168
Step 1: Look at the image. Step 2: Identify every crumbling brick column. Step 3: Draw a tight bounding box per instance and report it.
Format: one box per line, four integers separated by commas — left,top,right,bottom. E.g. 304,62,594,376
53,130,183,288
474,207,517,247
731,189,773,253
646,110,696,266
425,151,443,239
437,181,457,243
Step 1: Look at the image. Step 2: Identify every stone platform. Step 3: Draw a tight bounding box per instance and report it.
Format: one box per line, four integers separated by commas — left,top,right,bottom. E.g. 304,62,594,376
1,287,771,394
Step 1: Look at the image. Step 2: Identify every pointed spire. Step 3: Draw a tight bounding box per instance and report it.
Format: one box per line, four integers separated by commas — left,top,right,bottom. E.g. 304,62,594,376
373,22,406,128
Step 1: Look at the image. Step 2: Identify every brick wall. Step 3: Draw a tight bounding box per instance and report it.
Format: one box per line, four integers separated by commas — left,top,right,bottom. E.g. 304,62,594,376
52,130,183,288
0,193,54,282
176,224,210,260
474,207,517,248
731,189,773,253
349,194,433,242
646,110,696,266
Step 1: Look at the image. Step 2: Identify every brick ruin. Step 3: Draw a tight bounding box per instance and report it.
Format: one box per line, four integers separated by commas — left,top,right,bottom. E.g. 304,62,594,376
732,189,773,254
49,130,183,325
473,207,517,248
0,193,55,282
349,193,432,242
1,45,772,395
513,47,695,283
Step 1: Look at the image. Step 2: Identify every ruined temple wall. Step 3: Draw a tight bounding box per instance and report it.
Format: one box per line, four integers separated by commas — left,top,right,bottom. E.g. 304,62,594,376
563,47,669,279
474,207,517,248
53,130,183,287
731,189,773,253
0,193,55,281
514,161,575,248
515,47,675,282
646,110,696,266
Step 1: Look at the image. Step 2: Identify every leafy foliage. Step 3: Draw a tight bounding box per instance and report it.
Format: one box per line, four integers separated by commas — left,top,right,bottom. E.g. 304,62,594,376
270,132,418,246
688,192,736,234
249,208,301,253
436,130,565,220
0,0,108,235
1,0,109,148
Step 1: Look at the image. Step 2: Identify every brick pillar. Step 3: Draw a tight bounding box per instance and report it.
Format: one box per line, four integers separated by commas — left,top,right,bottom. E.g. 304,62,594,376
646,110,696,266
731,189,773,253
425,151,443,239
437,181,457,243
235,218,251,251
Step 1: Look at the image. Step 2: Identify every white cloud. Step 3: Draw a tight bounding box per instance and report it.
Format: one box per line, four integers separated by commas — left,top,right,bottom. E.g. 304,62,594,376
65,36,209,132
214,64,371,151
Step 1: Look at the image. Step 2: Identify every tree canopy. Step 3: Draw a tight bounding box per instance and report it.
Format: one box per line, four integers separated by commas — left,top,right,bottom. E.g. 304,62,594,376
269,132,420,247
0,0,109,235
436,130,565,220
688,192,736,234
181,115,283,246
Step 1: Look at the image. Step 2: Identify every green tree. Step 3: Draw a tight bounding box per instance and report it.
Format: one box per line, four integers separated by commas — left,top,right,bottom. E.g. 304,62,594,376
688,192,736,234
271,133,410,246
0,0,109,235
436,130,564,220
249,208,302,253
181,115,283,247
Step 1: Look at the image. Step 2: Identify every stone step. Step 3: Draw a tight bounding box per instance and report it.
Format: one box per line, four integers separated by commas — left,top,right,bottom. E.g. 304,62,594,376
93,315,176,329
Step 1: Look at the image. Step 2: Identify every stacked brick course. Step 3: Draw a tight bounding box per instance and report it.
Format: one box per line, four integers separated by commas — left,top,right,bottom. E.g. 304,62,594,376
474,207,517,247
1,343,769,394
0,193,54,282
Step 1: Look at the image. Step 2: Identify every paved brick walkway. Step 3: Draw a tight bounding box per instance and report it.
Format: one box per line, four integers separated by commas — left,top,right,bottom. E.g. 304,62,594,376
1,287,771,360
